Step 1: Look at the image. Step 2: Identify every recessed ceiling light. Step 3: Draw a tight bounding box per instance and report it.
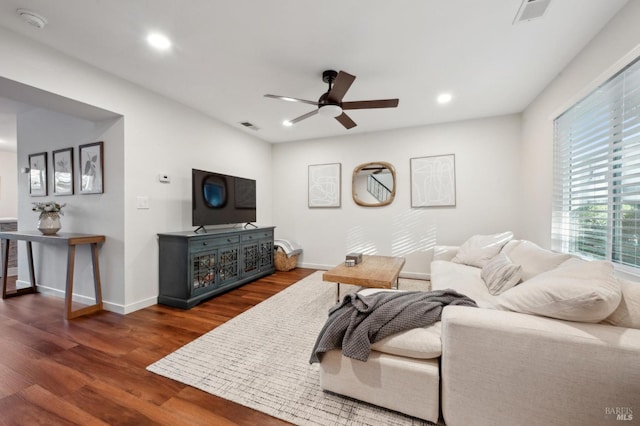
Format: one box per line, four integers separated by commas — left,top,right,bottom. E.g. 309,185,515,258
282,120,293,127
437,93,453,104
146,33,172,50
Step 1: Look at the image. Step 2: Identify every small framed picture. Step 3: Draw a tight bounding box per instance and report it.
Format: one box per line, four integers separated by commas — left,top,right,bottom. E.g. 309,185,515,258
28,152,48,197
52,147,74,195
308,163,341,208
79,141,104,194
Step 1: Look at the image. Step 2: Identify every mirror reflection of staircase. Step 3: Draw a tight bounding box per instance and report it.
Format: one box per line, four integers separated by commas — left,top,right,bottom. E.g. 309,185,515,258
367,174,392,203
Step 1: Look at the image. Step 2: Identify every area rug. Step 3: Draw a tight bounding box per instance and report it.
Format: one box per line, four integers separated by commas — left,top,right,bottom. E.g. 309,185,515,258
147,271,436,425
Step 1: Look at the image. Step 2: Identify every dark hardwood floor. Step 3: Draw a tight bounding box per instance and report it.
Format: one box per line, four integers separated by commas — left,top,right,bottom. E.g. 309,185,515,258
0,268,318,425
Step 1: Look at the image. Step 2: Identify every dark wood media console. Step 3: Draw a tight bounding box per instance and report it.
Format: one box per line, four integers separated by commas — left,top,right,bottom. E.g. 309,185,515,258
157,226,275,308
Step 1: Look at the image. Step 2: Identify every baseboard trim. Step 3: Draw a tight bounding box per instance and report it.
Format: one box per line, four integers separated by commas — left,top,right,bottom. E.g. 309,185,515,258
121,297,157,314
15,280,156,315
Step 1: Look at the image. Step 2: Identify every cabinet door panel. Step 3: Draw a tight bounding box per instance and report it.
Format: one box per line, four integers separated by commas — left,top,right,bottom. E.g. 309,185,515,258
190,251,218,296
259,239,274,271
241,242,260,276
218,246,240,284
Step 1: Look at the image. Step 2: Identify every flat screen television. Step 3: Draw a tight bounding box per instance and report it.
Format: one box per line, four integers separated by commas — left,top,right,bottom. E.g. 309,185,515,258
192,168,256,229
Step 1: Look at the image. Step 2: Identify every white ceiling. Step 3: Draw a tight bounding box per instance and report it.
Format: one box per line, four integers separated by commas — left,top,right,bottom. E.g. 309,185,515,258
0,0,629,148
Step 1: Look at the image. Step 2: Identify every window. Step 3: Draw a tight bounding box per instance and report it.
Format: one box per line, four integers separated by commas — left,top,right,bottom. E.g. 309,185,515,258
553,56,640,270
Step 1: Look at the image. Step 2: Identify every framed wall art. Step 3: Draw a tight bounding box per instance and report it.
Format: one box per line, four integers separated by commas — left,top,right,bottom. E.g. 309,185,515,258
28,152,48,197
410,154,456,207
308,163,341,208
52,147,74,195
79,141,104,194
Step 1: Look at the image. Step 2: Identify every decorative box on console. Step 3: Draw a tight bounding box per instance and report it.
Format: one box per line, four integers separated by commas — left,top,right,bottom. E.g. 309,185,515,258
346,252,363,264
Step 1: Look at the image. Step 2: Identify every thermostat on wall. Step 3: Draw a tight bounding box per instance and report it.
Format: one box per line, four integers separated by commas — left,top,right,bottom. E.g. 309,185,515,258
159,174,171,183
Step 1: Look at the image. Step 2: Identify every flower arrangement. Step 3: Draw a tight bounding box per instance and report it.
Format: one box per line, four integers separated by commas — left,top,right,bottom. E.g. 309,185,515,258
32,201,66,216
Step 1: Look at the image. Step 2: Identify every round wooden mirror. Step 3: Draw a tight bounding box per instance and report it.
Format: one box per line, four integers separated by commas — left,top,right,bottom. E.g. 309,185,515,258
352,161,396,207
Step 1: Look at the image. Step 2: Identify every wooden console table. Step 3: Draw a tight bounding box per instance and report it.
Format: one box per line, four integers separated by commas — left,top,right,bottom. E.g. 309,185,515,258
0,231,105,319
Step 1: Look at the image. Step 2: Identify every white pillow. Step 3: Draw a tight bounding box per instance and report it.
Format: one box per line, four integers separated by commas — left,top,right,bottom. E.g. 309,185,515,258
601,278,640,329
452,232,514,268
495,259,621,323
481,252,522,295
501,240,573,281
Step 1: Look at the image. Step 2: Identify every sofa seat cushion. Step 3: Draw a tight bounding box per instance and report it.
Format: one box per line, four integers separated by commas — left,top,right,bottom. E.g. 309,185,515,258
370,322,442,359
495,258,622,322
356,288,442,359
501,240,573,281
431,260,498,309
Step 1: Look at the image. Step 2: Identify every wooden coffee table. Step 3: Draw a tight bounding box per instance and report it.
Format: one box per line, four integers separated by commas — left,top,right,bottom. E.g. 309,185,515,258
323,255,406,302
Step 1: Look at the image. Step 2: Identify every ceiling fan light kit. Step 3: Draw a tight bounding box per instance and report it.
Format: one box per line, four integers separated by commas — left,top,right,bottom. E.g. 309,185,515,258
265,69,399,130
318,104,342,117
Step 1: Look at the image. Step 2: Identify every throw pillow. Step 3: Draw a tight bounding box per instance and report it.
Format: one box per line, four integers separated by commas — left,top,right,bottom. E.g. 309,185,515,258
495,258,621,323
451,231,514,268
501,240,573,281
481,252,522,295
601,278,640,329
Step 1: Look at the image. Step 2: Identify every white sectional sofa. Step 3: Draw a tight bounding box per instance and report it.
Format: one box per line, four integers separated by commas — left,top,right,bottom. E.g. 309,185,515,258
319,234,640,425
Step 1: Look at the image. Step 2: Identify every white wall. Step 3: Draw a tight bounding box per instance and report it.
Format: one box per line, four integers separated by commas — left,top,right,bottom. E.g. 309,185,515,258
16,109,125,306
273,114,522,278
121,93,273,311
0,150,17,218
520,1,640,247
0,27,273,313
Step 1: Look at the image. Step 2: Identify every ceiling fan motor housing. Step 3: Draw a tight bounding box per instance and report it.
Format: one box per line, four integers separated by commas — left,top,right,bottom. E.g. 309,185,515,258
322,70,338,84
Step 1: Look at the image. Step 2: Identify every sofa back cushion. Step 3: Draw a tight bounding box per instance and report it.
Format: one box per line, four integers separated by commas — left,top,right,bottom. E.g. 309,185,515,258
451,231,513,268
602,278,640,329
495,258,621,323
431,260,498,309
501,240,572,281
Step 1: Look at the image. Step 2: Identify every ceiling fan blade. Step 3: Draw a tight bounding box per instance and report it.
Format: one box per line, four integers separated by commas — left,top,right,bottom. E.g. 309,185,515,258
288,109,319,125
327,71,356,103
335,112,357,129
264,94,318,106
342,99,399,110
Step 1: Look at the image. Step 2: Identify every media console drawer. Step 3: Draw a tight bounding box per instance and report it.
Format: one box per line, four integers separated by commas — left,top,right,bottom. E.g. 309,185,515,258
158,226,275,309
241,230,273,242
189,235,240,252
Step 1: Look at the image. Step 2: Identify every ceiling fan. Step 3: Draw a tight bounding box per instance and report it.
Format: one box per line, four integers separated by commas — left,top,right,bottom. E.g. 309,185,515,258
264,70,399,129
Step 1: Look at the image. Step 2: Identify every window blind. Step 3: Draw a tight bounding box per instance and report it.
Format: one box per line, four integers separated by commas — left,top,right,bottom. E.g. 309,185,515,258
553,56,640,269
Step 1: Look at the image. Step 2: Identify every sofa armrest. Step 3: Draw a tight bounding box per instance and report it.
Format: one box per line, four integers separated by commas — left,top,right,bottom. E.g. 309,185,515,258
440,306,640,426
433,245,459,262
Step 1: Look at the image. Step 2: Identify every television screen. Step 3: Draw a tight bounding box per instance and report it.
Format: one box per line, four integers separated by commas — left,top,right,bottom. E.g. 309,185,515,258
192,169,256,227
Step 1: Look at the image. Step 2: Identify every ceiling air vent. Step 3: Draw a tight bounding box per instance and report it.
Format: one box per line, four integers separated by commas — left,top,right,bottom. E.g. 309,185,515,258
513,0,551,24
239,121,260,131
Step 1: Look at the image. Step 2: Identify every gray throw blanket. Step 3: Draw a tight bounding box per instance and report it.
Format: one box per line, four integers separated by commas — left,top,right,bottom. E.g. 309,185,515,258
309,289,477,363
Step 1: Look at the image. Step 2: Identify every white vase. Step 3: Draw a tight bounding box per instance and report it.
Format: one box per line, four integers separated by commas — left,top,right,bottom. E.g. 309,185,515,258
38,212,61,235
